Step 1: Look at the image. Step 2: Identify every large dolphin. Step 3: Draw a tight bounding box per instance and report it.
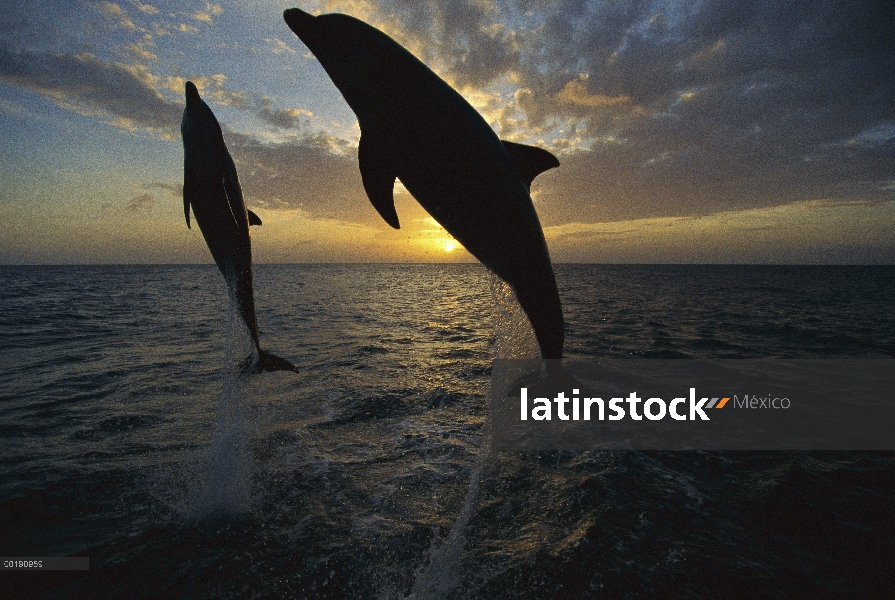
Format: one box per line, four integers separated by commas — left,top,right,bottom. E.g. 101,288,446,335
181,81,297,373
284,8,564,358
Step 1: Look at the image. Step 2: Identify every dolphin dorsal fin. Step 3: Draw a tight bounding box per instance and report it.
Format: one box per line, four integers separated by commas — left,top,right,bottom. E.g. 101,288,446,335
247,210,262,226
501,140,560,188
358,131,400,229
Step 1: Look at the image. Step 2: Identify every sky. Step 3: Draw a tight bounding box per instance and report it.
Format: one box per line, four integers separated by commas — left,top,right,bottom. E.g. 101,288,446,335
0,0,893,264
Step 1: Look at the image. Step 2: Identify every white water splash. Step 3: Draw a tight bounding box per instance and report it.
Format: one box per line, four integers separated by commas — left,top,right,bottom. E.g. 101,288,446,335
180,296,255,519
406,273,539,599
489,273,541,360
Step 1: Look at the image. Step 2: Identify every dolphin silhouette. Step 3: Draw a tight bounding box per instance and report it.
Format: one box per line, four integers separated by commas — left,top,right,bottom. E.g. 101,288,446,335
284,8,564,358
181,81,297,374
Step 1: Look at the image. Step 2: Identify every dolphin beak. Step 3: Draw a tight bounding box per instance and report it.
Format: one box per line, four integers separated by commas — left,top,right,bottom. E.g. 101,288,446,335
185,81,201,107
283,8,315,38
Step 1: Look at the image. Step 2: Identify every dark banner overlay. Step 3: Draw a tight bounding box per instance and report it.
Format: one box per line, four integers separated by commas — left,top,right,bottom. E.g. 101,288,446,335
491,360,894,450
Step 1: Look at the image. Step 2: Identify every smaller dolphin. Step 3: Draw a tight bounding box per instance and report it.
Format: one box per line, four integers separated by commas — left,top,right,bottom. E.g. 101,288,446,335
181,81,297,374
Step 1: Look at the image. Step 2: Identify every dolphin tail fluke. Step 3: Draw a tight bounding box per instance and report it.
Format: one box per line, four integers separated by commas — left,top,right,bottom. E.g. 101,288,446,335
257,349,299,373
237,350,299,375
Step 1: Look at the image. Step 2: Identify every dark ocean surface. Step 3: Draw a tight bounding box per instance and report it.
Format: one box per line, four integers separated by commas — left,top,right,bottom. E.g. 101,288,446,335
1,264,894,599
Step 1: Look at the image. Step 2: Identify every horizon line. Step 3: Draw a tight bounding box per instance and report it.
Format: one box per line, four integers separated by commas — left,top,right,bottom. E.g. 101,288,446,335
2,262,893,267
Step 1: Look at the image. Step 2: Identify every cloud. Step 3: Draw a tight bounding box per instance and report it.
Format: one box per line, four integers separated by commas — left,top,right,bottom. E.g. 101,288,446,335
256,104,314,129
191,3,223,24
541,198,895,263
124,34,157,62
132,2,158,15
524,1,893,214
266,38,298,55
0,27,315,141
321,0,522,89
223,131,376,222
100,2,137,31
309,0,894,225
127,193,155,211
144,182,183,196
161,73,240,105
162,73,314,130
555,76,633,109
0,46,182,136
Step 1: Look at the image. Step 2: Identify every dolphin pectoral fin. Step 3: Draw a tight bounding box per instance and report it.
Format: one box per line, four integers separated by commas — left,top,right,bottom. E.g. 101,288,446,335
183,170,197,229
358,132,400,229
247,210,262,226
501,140,560,187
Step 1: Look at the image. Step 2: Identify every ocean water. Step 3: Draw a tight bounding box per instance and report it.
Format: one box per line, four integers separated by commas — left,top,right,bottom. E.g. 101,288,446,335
1,264,893,599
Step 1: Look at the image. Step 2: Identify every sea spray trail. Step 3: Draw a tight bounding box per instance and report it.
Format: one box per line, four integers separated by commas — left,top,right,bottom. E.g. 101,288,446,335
406,419,491,599
406,274,540,599
181,294,255,519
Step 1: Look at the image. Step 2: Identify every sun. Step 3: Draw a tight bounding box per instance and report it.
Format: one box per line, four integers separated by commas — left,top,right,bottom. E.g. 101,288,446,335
444,240,457,252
